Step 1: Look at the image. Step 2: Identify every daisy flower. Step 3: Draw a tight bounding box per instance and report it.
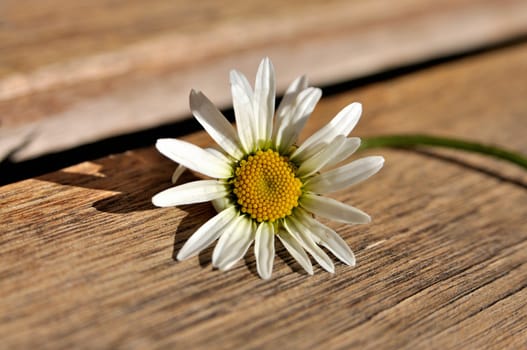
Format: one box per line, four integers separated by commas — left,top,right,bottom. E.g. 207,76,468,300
153,58,384,279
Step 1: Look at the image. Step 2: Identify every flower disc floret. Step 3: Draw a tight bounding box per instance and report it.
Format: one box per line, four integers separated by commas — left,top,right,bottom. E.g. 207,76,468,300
232,149,302,222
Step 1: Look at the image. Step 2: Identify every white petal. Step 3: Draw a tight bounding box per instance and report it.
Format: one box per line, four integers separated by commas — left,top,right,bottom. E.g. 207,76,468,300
275,87,322,153
177,206,238,260
254,222,275,279
277,229,313,275
296,135,346,178
231,70,255,152
170,147,230,184
292,102,362,160
230,69,253,98
152,180,228,207
276,75,308,125
305,156,385,194
296,209,355,266
171,164,186,184
211,196,230,213
190,90,243,158
212,216,255,271
253,57,275,144
284,218,335,273
301,193,371,224
156,139,232,178
204,147,232,164
323,137,361,168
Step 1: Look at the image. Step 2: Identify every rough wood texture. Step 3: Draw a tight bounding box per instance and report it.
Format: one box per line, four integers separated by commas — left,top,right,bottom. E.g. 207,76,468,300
1,42,527,348
1,0,527,160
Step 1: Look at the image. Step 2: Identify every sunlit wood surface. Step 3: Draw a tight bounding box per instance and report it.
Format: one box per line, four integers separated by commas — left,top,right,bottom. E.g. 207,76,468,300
1,0,527,160
1,39,527,348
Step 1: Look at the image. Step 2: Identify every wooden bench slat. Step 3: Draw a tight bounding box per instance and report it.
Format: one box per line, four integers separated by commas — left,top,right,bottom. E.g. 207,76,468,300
2,0,527,160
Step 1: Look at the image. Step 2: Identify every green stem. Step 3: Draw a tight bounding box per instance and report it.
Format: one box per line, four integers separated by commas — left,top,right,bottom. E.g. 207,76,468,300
360,134,527,170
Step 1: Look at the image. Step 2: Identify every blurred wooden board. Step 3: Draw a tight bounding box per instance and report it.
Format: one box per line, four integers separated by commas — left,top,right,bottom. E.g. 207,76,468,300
1,0,527,161
1,41,527,348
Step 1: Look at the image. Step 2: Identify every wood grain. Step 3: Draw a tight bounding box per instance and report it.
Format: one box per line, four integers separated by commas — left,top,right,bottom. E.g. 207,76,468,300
1,42,527,349
1,0,527,160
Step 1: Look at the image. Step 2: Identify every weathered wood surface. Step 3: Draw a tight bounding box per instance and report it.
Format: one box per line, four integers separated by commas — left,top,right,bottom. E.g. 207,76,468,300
1,40,527,348
2,0,527,161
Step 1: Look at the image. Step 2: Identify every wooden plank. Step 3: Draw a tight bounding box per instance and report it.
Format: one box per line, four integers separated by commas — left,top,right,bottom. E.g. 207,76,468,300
1,0,527,161
1,43,527,349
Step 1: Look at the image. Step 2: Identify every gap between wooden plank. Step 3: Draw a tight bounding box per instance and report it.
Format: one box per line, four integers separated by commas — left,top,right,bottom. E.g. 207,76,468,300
2,34,527,185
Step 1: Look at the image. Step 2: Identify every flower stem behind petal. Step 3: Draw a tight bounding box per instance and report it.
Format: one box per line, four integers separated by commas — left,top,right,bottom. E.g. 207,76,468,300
360,134,527,170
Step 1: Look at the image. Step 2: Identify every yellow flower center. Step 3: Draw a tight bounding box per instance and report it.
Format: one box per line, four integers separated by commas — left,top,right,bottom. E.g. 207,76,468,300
233,149,302,223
